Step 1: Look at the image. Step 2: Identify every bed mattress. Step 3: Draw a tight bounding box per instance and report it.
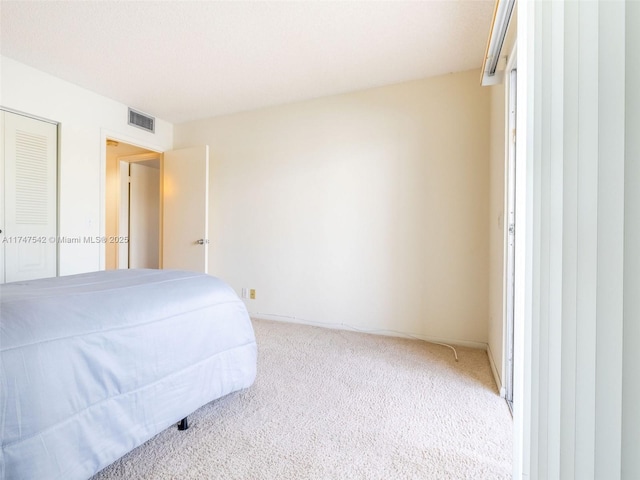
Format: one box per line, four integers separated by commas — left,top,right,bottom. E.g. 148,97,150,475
0,269,257,480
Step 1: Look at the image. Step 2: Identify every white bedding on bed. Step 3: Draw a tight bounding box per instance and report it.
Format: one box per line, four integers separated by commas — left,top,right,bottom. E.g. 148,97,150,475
0,269,257,480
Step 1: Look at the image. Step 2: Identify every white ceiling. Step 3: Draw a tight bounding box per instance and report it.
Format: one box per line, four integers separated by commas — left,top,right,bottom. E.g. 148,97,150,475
1,1,494,124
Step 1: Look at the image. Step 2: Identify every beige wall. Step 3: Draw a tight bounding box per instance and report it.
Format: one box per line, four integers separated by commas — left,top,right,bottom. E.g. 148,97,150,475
105,149,119,270
488,82,506,386
175,70,490,345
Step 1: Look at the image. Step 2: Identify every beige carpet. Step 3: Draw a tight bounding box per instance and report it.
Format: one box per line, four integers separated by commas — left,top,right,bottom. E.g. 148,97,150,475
93,319,512,479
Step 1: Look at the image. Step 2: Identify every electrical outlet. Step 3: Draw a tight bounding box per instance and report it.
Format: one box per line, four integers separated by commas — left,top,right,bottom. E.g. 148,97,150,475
241,288,249,299
250,289,256,300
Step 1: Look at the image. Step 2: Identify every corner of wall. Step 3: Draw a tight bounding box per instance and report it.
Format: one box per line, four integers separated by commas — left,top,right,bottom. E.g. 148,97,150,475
487,342,504,396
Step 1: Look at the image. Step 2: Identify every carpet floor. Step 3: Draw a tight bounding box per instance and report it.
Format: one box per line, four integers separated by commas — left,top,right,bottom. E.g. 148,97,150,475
92,319,512,479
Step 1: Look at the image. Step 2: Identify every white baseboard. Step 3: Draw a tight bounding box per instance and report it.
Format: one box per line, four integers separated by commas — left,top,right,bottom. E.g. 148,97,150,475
249,312,488,350
486,343,503,395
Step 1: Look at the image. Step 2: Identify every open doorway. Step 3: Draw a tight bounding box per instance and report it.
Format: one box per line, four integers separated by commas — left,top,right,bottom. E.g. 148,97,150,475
105,139,161,269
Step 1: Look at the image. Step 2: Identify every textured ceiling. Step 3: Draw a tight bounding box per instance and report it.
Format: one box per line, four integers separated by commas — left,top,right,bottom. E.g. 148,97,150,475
1,1,494,124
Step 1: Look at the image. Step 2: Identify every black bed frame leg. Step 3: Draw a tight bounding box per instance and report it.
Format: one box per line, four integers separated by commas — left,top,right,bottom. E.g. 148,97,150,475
178,417,189,431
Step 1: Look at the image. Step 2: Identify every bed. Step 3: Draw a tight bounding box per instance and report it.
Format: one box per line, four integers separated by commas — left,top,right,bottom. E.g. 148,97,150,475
0,269,257,480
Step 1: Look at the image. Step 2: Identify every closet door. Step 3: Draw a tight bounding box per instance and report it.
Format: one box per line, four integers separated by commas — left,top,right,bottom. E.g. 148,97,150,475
1,111,58,283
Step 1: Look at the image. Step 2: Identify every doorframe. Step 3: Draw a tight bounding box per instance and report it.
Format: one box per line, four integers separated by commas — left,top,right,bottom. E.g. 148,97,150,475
503,44,518,412
99,129,164,270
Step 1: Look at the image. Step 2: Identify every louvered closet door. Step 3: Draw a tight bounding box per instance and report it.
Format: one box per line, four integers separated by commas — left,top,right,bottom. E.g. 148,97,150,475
1,111,57,283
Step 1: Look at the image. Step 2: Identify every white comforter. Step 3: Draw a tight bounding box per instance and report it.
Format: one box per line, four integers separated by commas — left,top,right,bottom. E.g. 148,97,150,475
0,269,257,480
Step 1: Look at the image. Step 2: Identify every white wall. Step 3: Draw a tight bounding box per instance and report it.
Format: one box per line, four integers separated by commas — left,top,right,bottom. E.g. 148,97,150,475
175,70,490,346
488,81,506,388
0,56,173,275
516,1,639,478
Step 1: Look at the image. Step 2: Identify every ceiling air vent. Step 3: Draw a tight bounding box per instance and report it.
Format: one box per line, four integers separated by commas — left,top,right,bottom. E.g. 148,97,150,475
128,108,155,133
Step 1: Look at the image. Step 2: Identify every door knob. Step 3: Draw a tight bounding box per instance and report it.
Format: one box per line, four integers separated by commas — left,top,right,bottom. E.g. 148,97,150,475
196,239,209,245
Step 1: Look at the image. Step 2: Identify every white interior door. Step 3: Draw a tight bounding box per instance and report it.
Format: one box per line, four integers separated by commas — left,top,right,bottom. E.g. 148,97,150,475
1,111,57,283
129,162,160,269
118,161,130,269
162,146,209,273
